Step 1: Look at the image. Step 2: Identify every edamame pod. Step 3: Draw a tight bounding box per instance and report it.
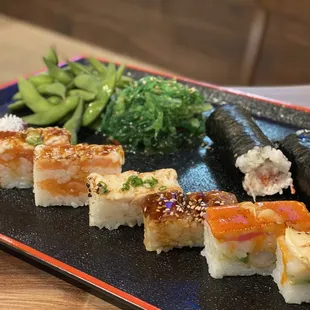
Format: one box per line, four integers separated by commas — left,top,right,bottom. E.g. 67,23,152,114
29,75,54,87
64,98,84,144
96,63,116,100
73,74,101,93
18,78,53,112
66,61,90,76
12,92,22,101
47,96,62,105
82,92,110,126
68,89,96,101
22,96,79,125
44,58,72,85
117,75,134,88
37,82,66,98
58,111,73,125
8,100,26,111
116,64,125,84
45,47,58,65
88,58,107,75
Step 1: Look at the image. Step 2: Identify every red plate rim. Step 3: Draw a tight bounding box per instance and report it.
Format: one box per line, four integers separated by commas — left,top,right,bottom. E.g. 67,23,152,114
0,55,309,310
0,233,159,310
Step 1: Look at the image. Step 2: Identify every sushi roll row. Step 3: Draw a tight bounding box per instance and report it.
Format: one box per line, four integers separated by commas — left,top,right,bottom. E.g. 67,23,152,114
86,175,310,304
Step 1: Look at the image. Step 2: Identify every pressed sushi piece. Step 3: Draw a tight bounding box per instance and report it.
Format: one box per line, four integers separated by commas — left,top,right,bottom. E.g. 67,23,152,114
280,130,310,195
142,190,238,254
87,169,181,230
204,200,310,279
205,104,293,198
272,227,310,304
0,127,70,188
34,144,124,207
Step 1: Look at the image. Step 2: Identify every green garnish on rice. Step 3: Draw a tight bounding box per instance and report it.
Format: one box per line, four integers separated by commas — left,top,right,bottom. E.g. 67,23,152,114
239,253,249,264
142,177,158,189
100,76,212,153
98,181,109,194
121,175,159,191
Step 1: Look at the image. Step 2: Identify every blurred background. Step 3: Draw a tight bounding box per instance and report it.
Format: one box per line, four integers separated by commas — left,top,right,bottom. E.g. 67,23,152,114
1,0,310,86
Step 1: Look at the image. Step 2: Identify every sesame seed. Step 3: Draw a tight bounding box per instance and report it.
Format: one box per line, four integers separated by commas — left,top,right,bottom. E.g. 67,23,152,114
191,205,195,209
170,212,174,216
156,209,161,212
198,199,202,202
144,207,147,212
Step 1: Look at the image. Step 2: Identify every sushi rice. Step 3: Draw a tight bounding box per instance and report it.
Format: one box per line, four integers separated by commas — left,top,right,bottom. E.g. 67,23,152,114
272,228,310,304
236,146,293,199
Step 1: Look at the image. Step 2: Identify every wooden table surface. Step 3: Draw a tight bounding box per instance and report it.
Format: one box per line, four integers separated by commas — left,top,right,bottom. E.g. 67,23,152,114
1,14,310,310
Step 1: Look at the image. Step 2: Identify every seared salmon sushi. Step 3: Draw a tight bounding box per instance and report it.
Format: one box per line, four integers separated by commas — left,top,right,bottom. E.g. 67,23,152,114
272,227,310,304
204,201,310,279
87,169,181,230
142,190,238,254
0,127,70,188
33,144,124,207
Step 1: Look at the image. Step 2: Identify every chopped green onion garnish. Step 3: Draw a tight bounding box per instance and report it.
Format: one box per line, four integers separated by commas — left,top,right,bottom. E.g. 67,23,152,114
98,181,109,194
239,253,249,264
159,186,167,191
128,175,144,187
143,177,158,188
121,175,159,191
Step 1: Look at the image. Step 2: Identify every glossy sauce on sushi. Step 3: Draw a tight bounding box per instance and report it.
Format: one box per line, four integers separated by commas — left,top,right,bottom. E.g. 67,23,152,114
142,190,238,222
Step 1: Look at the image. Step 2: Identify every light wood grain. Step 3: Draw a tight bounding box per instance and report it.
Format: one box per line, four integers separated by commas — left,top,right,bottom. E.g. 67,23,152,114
0,14,167,85
0,250,120,310
0,0,256,85
1,13,310,310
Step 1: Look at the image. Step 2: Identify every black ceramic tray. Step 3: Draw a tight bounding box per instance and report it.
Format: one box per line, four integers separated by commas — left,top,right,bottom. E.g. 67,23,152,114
1,57,310,310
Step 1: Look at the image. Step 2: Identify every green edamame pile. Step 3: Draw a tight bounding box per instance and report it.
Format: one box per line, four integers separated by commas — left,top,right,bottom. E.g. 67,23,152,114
9,48,133,144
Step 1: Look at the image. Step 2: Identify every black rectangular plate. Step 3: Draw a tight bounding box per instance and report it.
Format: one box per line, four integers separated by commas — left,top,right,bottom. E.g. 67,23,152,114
1,58,310,310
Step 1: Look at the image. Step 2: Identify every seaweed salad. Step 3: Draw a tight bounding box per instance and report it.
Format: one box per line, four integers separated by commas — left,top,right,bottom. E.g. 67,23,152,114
100,76,212,153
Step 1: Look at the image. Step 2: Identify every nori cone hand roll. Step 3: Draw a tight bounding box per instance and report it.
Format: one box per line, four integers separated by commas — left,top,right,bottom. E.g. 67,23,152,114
205,104,293,198
280,130,310,195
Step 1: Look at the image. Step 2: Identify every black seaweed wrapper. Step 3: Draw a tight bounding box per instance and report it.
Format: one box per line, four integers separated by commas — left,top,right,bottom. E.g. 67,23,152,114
280,131,310,195
205,104,273,161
